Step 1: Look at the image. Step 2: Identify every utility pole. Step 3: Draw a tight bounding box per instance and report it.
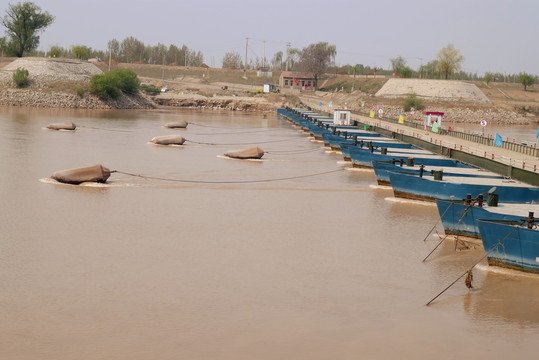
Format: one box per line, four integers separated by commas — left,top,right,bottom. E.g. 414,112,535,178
162,53,165,80
263,40,266,68
243,37,248,79
108,44,112,72
286,42,291,71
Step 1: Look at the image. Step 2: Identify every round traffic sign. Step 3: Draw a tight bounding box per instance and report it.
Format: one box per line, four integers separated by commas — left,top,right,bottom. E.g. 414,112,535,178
480,119,488,127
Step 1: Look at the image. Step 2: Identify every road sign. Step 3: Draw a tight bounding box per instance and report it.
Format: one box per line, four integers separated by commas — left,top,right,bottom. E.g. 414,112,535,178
480,119,488,127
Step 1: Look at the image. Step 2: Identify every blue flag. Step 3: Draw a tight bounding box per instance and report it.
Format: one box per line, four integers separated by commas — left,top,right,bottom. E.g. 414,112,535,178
536,127,539,138
494,133,503,147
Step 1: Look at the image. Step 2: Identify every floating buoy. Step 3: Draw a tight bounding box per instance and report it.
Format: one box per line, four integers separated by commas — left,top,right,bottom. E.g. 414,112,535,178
164,120,188,129
51,164,111,185
46,122,76,131
151,135,186,145
224,146,265,159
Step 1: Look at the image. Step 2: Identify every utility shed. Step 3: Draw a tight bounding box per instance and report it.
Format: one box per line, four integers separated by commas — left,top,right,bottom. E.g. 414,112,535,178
263,84,276,93
423,111,444,127
333,109,351,125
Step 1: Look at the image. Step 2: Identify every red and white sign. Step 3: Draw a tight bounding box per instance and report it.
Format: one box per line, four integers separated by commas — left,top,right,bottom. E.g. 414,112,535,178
480,119,488,127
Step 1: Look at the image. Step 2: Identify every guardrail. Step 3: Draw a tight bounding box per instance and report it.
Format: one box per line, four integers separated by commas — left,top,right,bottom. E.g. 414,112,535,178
300,96,539,158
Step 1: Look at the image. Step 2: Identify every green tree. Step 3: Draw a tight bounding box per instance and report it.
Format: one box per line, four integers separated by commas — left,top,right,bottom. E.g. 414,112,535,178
1,2,54,57
484,72,494,84
119,36,146,63
298,42,336,89
271,51,283,70
48,45,64,58
285,47,301,71
436,44,464,80
519,73,536,91
107,39,120,62
146,43,167,64
418,60,439,78
222,51,242,68
72,45,91,60
186,50,204,66
390,56,406,76
390,56,413,78
166,44,182,65
0,37,7,56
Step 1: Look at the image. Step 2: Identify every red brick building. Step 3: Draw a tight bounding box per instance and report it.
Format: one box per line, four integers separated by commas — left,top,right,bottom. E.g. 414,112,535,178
279,71,317,90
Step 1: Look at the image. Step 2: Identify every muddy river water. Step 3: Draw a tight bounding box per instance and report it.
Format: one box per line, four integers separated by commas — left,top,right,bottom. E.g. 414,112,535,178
0,107,537,359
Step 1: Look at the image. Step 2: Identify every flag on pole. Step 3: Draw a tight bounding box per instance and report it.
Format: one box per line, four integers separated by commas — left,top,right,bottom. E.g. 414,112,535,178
398,115,404,124
536,127,539,138
494,133,503,147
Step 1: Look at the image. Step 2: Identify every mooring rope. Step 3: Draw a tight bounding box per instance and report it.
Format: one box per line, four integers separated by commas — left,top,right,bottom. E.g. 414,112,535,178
111,168,344,184
422,204,472,262
190,128,290,136
190,121,278,130
265,148,321,155
422,202,454,242
426,223,521,306
78,125,132,133
185,138,299,146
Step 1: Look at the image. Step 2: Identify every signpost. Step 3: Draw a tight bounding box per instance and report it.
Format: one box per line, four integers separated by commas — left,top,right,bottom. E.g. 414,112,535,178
480,119,488,136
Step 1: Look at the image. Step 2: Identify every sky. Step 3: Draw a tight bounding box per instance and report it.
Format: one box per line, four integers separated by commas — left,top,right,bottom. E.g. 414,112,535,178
1,0,538,75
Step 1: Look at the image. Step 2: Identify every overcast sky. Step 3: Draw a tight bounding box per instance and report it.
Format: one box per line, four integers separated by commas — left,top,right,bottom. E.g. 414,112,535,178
2,0,538,75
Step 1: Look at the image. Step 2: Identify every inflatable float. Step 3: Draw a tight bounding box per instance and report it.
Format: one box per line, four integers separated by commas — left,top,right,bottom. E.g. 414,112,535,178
164,121,188,129
151,135,186,145
46,122,76,131
51,164,111,185
224,146,265,159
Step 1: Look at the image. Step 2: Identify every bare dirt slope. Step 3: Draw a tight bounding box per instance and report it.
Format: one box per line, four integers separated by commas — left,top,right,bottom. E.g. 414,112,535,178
0,57,154,109
375,78,490,102
0,57,102,85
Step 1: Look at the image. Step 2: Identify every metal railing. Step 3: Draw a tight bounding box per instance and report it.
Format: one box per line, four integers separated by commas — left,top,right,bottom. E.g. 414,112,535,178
300,96,539,158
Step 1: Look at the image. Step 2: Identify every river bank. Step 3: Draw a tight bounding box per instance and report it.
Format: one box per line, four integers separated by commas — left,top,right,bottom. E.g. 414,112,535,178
0,57,537,123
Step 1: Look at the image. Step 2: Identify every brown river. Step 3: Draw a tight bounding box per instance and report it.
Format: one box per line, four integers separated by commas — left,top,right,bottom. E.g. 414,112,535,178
1,107,538,359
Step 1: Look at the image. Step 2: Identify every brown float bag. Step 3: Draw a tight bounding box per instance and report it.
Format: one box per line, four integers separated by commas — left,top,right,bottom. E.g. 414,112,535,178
51,164,111,185
164,121,188,129
151,135,186,145
224,146,264,159
46,122,76,130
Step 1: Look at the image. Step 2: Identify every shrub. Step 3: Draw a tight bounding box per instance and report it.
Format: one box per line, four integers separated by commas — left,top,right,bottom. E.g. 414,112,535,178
13,67,29,87
89,69,140,99
89,73,121,99
114,69,140,93
140,84,160,95
402,93,423,112
76,86,85,97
